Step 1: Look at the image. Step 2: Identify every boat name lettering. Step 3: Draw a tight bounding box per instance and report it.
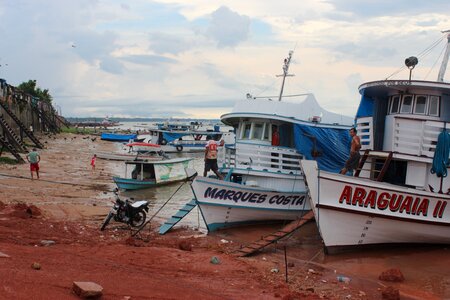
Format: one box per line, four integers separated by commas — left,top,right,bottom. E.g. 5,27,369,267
364,80,412,88
203,187,305,206
338,185,434,217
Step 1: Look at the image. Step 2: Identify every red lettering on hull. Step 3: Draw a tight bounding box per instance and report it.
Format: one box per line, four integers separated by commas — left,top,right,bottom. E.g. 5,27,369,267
337,185,437,218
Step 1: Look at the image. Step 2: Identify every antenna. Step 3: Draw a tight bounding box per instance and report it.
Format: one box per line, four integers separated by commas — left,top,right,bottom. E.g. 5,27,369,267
437,30,450,82
276,50,295,101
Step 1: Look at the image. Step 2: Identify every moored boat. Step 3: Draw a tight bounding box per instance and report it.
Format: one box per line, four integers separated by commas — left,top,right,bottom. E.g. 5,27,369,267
96,151,163,162
113,157,195,190
101,132,137,142
191,50,354,232
145,128,234,153
301,31,450,253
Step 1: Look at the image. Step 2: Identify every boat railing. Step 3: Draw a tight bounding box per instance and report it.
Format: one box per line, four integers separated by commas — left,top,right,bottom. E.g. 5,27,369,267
357,116,446,158
221,143,302,174
356,117,373,150
392,116,444,158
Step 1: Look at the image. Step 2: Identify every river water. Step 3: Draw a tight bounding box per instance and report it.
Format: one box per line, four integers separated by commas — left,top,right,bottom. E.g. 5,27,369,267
106,121,450,299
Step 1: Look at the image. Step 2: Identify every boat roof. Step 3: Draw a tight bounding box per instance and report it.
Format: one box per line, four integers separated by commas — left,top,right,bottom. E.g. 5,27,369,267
125,157,193,165
221,93,353,128
359,80,450,98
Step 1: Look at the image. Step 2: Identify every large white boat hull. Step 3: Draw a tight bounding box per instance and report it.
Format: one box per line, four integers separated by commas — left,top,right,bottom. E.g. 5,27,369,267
191,176,310,231
301,160,450,252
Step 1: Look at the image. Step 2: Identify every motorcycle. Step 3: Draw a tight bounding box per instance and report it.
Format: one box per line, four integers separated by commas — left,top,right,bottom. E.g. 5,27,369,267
100,189,149,231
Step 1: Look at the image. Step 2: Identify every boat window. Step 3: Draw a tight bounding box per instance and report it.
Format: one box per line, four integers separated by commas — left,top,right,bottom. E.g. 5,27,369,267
390,95,400,114
400,95,413,114
414,95,427,115
428,96,439,116
242,123,251,139
252,123,264,140
263,123,270,140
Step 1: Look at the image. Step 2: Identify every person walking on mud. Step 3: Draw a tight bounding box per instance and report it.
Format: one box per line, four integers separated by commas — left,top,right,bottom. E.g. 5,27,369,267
90,154,97,171
340,127,361,175
26,148,41,180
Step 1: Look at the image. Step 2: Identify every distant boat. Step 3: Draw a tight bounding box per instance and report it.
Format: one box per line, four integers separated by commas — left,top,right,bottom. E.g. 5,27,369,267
96,151,163,162
113,157,195,190
144,128,234,153
125,142,161,153
101,116,119,127
101,133,137,142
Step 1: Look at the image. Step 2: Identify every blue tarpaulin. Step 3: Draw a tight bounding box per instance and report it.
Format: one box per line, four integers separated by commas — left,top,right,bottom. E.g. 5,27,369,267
355,89,374,118
294,124,352,173
162,132,186,143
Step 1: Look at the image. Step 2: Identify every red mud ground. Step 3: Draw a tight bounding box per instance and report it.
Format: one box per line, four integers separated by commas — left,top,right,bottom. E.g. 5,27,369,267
0,133,433,299
0,201,385,300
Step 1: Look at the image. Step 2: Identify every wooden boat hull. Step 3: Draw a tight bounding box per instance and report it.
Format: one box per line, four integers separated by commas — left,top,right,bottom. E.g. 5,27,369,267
96,152,162,161
191,176,310,231
301,160,450,252
113,176,184,190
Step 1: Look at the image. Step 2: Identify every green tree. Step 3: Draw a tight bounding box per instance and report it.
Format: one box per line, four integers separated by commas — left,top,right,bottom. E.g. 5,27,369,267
17,80,53,104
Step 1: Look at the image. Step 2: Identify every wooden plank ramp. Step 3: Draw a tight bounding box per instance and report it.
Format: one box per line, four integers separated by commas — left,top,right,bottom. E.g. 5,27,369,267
233,211,315,257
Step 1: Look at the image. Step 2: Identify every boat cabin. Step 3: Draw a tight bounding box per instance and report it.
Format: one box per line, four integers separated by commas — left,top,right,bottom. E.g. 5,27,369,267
355,80,450,192
127,161,156,182
220,94,354,190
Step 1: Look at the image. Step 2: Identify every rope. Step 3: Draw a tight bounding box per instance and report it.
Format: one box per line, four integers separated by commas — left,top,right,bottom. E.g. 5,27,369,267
431,125,450,178
0,172,105,188
386,34,446,80
131,180,187,237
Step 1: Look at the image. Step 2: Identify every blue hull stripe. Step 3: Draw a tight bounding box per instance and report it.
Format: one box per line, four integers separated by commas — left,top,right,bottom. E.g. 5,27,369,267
195,178,306,194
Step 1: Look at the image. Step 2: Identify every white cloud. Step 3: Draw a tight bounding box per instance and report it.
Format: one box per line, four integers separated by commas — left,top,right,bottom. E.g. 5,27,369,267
204,6,251,48
0,0,449,118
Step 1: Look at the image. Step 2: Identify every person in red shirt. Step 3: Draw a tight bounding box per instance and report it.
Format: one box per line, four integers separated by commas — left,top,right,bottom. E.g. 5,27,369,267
272,126,280,146
204,139,224,179
90,154,97,171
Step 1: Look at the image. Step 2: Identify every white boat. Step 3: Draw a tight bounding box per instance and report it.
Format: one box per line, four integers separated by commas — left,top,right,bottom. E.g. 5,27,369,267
301,31,450,253
144,128,235,153
113,157,195,190
191,50,354,231
96,151,163,162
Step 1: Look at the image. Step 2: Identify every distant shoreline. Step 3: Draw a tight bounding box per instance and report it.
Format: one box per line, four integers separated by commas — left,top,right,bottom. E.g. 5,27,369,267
66,117,222,123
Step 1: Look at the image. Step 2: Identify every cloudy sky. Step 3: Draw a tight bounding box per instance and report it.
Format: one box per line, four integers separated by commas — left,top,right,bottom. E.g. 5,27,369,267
0,1,449,118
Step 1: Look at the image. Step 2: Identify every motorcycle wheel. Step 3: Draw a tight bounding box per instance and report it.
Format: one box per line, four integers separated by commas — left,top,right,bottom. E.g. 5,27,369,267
100,212,114,231
130,211,146,228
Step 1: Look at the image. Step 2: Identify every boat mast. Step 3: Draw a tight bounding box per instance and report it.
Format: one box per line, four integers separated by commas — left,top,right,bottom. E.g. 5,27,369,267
437,30,450,82
277,50,294,101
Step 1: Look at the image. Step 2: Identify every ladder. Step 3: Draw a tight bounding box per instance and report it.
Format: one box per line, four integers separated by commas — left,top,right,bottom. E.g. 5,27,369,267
0,114,27,152
32,104,60,133
0,134,25,162
233,211,315,257
354,150,393,181
55,114,71,128
0,101,44,148
159,199,197,235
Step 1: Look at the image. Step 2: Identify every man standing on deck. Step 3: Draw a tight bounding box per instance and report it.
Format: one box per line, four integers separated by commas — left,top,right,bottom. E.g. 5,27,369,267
26,148,41,180
272,125,280,146
340,127,361,175
204,138,224,180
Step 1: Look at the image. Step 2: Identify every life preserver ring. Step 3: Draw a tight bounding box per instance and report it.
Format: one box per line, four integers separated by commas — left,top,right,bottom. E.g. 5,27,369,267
176,145,183,152
161,139,167,145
